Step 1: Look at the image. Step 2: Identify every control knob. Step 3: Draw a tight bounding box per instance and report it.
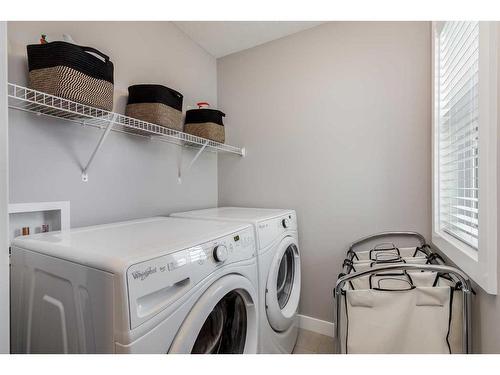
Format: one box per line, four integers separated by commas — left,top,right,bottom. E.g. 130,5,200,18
213,245,228,263
282,218,291,229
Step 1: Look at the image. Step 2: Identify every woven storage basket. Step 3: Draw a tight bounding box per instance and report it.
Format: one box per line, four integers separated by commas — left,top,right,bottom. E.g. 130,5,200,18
27,42,114,111
184,108,225,143
125,85,183,131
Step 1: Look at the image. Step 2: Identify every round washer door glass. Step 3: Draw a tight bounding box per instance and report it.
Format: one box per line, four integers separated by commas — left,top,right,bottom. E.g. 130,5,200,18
276,244,297,309
266,237,301,332
191,291,247,354
168,274,258,354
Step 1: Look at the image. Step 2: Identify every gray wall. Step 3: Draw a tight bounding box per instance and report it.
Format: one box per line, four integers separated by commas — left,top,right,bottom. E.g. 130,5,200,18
0,21,10,354
217,22,432,323
473,284,500,353
7,22,218,227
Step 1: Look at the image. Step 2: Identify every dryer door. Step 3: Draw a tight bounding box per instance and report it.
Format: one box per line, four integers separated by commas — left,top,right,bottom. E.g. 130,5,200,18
168,274,258,354
266,236,301,332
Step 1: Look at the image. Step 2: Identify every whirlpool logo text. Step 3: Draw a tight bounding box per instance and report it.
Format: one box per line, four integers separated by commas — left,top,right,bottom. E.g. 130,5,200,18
132,266,157,281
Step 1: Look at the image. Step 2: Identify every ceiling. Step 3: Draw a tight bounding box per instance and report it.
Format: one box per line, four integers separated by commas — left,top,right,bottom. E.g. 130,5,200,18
174,21,324,58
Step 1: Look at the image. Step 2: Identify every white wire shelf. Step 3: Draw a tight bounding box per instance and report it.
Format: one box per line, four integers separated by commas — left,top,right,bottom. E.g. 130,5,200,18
7,83,245,156
8,83,245,183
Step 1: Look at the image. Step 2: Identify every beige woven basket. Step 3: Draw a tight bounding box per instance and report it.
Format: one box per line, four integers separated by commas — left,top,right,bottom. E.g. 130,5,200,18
184,107,226,143
29,66,114,111
184,122,225,143
125,102,183,131
27,42,114,111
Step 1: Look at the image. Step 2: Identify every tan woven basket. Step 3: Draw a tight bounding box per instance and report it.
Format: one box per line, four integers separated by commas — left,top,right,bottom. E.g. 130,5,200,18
125,84,184,132
125,102,183,131
29,66,114,111
184,122,225,143
27,42,114,111
125,103,182,131
184,107,226,143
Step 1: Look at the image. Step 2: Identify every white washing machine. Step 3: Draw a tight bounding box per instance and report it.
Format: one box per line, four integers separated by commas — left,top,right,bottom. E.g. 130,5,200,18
171,207,301,353
10,217,259,354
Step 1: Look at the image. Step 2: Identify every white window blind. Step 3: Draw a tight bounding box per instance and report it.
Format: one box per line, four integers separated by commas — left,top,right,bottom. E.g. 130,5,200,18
437,21,479,249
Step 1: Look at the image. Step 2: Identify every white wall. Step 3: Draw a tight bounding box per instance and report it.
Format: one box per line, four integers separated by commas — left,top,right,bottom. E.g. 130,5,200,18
7,22,218,227
217,22,432,322
0,21,10,354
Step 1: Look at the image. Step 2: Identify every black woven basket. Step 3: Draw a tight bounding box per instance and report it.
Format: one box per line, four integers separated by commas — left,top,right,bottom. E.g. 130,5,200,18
185,108,225,143
125,84,184,131
26,41,114,110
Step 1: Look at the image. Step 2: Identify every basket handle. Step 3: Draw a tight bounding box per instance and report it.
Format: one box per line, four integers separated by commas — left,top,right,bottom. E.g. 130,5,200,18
80,46,110,62
197,102,210,108
373,242,397,250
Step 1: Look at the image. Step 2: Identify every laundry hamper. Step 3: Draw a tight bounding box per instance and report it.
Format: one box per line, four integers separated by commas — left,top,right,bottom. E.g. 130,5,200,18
125,84,184,131
335,232,472,354
26,41,114,110
184,104,225,143
343,242,430,290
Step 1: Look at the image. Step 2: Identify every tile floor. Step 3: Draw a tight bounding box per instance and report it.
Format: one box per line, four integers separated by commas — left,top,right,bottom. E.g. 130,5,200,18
292,328,335,354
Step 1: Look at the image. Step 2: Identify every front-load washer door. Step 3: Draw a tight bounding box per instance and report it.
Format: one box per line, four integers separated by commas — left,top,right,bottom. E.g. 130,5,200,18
168,274,258,354
266,236,301,332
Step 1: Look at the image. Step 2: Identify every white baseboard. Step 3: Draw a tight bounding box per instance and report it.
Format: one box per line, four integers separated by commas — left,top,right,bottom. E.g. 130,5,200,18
297,314,335,337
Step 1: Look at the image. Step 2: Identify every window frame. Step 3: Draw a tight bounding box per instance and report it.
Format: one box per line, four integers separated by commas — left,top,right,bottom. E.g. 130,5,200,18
432,21,498,294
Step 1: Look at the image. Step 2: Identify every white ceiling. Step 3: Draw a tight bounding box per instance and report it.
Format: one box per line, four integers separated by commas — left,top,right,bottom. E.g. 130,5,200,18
174,21,324,58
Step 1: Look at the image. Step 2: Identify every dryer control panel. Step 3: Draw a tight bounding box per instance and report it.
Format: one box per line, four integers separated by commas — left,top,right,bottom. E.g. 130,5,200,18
257,211,297,250
126,226,255,329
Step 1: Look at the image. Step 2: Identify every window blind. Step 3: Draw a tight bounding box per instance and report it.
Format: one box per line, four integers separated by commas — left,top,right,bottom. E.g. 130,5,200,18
437,21,480,249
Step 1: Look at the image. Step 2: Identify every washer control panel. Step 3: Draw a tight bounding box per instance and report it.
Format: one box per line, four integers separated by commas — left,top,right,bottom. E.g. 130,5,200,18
126,226,255,329
257,211,297,250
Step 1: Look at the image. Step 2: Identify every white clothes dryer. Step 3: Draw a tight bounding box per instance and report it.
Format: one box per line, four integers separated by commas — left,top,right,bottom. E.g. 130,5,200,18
171,207,301,353
10,217,259,354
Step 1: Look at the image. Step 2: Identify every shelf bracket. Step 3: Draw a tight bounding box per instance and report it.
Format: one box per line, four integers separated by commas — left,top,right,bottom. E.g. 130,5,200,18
178,140,209,184
81,113,117,182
